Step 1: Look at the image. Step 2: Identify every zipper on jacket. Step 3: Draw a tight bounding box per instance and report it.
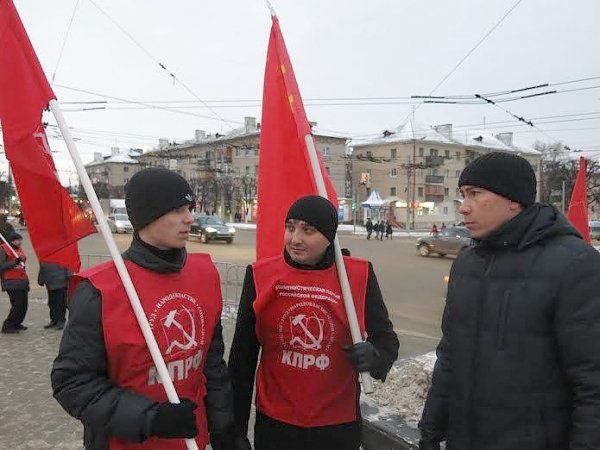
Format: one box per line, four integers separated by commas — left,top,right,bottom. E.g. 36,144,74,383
496,290,511,350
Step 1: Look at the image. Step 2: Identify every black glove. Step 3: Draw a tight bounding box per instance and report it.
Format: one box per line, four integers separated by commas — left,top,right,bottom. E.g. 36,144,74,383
150,398,198,439
418,439,440,450
14,257,22,266
343,341,379,372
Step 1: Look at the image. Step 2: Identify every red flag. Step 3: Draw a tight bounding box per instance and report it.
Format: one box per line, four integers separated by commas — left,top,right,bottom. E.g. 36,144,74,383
0,0,96,271
567,156,590,243
257,16,338,259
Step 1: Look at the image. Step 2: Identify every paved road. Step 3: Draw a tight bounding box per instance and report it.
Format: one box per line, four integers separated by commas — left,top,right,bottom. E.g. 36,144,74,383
0,227,451,448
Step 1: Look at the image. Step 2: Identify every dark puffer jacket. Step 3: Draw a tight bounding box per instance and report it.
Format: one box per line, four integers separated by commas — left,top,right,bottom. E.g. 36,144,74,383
51,236,233,449
420,204,600,450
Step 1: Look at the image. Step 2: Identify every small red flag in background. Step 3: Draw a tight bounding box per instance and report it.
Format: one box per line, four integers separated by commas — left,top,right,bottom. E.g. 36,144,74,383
0,0,96,271
567,156,590,243
257,16,338,260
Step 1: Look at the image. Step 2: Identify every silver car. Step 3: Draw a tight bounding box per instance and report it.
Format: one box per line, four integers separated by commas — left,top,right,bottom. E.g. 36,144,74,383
107,213,133,233
416,226,471,257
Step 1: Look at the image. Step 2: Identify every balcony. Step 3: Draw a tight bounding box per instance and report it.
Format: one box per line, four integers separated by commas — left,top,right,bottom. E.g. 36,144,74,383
425,175,444,184
425,155,445,167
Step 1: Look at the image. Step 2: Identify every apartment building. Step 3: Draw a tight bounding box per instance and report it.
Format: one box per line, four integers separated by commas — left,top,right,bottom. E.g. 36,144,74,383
138,117,348,221
350,119,541,229
85,147,141,198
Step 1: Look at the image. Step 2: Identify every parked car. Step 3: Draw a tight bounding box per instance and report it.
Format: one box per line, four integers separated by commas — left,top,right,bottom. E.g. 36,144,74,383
189,216,235,244
416,226,471,257
107,213,133,233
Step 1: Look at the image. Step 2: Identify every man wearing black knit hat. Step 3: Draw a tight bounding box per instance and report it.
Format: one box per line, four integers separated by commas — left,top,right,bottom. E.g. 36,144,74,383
52,168,235,450
229,195,399,450
419,152,600,449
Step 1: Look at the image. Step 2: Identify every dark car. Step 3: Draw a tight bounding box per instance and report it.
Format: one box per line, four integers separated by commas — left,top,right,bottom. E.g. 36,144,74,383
416,226,471,257
189,216,235,244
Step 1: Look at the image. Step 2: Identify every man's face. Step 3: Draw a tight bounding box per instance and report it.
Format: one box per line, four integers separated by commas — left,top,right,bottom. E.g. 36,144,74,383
139,205,194,249
284,219,330,266
459,186,522,239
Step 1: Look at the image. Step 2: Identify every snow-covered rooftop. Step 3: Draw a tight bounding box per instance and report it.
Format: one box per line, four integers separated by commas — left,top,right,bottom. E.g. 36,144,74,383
351,119,540,155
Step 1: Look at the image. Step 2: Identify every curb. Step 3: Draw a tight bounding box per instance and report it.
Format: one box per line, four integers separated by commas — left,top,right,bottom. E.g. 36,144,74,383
361,396,419,450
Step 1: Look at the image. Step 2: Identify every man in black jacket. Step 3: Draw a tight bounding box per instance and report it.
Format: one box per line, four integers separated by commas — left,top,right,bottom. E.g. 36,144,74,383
38,262,71,330
51,168,234,450
229,195,399,450
419,152,600,449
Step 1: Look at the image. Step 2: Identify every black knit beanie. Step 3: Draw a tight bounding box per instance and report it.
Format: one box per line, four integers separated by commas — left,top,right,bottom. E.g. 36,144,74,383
285,195,338,243
125,168,195,231
7,231,22,242
458,152,537,206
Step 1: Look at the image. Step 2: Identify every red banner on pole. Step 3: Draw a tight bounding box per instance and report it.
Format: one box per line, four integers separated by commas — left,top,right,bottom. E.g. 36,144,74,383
0,0,96,271
257,16,338,260
567,156,590,243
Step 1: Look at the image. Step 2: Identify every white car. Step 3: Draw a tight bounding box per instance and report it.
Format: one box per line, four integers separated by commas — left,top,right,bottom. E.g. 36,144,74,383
107,213,133,233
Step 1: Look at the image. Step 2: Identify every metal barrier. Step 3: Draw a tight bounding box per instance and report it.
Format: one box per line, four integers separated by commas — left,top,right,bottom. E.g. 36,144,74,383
79,254,246,306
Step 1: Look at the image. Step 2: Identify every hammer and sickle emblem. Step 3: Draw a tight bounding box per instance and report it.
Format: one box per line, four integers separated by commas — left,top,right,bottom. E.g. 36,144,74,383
289,313,324,350
163,308,197,354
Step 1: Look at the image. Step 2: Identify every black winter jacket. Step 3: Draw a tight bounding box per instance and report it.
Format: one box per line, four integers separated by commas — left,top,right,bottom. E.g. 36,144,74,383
229,247,399,437
38,262,71,290
51,236,233,449
420,204,600,449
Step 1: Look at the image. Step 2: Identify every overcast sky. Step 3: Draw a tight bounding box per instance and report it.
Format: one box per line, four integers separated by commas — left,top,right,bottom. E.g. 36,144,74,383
4,0,600,184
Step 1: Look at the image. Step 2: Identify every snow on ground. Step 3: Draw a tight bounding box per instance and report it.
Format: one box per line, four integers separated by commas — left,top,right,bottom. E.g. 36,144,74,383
368,352,436,427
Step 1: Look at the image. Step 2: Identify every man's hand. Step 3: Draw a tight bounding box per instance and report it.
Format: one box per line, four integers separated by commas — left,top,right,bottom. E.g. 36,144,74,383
150,398,198,439
343,341,379,372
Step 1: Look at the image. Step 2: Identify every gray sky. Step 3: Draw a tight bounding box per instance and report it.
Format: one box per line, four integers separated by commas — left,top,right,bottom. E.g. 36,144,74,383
4,0,600,184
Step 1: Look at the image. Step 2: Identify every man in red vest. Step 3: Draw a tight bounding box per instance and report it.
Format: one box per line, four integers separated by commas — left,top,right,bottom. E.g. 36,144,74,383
229,195,399,450
0,231,29,334
52,168,234,450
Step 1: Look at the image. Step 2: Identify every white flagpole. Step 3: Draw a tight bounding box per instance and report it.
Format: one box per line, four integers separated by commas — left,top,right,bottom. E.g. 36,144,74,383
304,134,374,394
49,100,199,450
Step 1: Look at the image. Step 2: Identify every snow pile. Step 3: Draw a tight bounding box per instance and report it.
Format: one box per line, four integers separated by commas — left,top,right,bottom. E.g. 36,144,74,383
369,352,436,427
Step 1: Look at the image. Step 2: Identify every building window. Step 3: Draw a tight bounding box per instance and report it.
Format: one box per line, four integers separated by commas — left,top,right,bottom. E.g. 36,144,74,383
444,150,450,158
390,148,397,159
254,165,258,174
390,167,398,177
367,151,373,158
235,148,240,157
245,166,250,175
390,187,396,196
419,147,424,157
456,151,461,158
455,170,461,178
443,206,448,215
123,177,128,183
431,168,439,176
430,148,439,156
124,166,129,172
325,166,330,174
444,169,449,177
418,187,423,197
255,148,259,156
444,188,449,196
322,146,330,157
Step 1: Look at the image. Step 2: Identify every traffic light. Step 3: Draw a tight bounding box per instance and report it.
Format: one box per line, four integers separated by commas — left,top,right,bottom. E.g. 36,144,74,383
351,202,356,210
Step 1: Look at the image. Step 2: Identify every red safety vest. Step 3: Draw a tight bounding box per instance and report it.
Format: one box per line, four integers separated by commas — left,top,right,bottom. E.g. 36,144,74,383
0,243,27,281
72,254,222,450
253,255,368,427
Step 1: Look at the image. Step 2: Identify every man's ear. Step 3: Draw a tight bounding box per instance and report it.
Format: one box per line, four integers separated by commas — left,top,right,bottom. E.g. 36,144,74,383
509,200,524,212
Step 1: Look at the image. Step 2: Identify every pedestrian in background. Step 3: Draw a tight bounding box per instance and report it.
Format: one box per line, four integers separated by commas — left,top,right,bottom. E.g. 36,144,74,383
0,231,29,334
38,262,71,330
52,168,234,450
229,195,399,450
419,152,600,449
365,218,373,240
378,220,385,240
0,213,15,238
385,221,393,240
430,224,438,236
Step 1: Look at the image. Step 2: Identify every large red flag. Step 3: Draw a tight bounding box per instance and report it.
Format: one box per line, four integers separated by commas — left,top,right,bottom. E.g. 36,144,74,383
0,0,96,271
567,156,590,243
257,16,338,259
